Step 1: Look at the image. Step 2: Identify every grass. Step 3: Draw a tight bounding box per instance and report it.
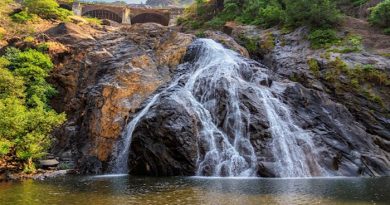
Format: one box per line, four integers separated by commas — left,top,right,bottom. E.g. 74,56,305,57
308,58,320,77
238,34,259,53
320,57,389,106
308,28,340,49
195,30,206,38
379,53,390,58
84,17,102,26
0,1,41,40
260,32,275,51
329,34,363,53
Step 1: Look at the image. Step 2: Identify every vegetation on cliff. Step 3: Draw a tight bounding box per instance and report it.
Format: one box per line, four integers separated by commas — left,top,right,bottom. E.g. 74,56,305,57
179,0,390,50
0,1,68,174
11,0,72,23
0,48,66,173
369,0,390,34
179,0,341,29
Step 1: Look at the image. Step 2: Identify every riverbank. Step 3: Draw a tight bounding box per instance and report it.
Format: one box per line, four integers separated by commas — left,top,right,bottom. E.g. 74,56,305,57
0,169,77,182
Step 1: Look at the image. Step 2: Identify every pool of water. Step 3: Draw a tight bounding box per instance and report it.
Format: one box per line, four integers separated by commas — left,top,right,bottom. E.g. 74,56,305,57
0,175,389,204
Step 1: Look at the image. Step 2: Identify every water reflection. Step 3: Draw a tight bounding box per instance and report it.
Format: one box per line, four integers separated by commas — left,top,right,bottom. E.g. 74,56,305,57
0,176,389,205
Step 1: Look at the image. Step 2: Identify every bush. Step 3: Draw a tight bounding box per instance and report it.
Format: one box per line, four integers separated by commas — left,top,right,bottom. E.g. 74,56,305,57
308,28,340,49
85,17,102,26
211,0,340,29
0,48,66,173
22,0,72,20
256,5,285,28
11,10,34,23
384,28,390,35
369,0,390,28
285,0,341,28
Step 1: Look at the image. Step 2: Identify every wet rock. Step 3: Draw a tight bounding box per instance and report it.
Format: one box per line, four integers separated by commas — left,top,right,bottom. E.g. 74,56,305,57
50,23,194,173
129,96,200,176
203,30,250,57
125,38,389,177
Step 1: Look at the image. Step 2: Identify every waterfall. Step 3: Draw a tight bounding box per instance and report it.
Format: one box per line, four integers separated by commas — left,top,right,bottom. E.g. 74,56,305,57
112,39,324,177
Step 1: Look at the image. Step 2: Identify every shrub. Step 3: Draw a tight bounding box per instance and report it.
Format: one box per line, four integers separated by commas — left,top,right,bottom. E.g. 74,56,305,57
284,0,341,28
219,0,340,29
0,48,66,173
195,30,206,38
384,28,390,35
205,16,225,29
330,34,363,53
85,17,102,26
308,58,320,76
256,5,285,28
308,28,340,49
11,10,34,23
369,0,390,28
22,0,72,20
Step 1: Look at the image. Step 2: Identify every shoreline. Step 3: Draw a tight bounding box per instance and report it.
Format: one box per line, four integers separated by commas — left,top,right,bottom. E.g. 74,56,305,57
0,169,77,182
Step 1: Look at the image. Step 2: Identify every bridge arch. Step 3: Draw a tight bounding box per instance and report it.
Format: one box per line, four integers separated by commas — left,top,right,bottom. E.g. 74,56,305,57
82,10,122,23
59,4,72,11
131,13,169,26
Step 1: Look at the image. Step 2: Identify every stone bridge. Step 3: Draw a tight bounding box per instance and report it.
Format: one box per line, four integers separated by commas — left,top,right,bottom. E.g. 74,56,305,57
63,2,183,26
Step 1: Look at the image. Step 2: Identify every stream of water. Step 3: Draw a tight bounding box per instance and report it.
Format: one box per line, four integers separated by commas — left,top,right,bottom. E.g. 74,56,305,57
112,39,325,177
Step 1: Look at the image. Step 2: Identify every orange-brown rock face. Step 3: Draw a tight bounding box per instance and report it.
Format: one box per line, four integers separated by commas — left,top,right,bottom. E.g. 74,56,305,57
48,23,194,173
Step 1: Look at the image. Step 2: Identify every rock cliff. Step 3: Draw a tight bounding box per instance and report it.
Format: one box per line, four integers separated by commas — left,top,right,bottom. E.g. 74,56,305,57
48,23,194,173
47,20,389,176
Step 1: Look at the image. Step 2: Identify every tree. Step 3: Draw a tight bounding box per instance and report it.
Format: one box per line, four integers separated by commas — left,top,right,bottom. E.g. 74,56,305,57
369,0,390,28
0,49,66,173
284,0,341,28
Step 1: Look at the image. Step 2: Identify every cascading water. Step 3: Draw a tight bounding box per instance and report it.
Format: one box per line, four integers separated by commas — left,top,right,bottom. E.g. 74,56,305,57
112,39,324,177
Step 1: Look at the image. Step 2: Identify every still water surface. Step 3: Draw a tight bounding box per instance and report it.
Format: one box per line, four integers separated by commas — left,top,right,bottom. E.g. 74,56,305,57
0,175,389,205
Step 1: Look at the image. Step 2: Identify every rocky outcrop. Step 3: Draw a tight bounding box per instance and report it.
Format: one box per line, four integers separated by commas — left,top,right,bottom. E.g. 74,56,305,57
48,22,194,173
47,19,389,177
125,38,389,177
222,21,390,176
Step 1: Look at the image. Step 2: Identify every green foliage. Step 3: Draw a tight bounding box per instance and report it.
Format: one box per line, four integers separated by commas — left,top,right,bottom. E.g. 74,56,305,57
330,34,363,53
369,0,390,28
5,48,56,107
308,58,320,76
195,30,206,38
186,0,341,30
22,0,72,21
350,0,368,6
256,4,285,28
321,57,389,106
36,43,50,52
238,34,259,53
85,17,102,26
308,28,340,49
260,32,275,51
384,28,390,35
284,0,341,28
205,16,226,29
0,66,25,99
0,48,66,173
11,10,34,23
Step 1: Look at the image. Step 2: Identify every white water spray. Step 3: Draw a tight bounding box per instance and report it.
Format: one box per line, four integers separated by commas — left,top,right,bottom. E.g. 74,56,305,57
112,39,324,177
